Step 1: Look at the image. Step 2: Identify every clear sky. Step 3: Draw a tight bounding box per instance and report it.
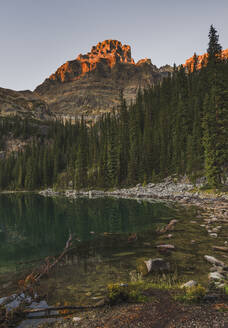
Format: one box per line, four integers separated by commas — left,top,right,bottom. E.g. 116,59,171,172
0,0,228,91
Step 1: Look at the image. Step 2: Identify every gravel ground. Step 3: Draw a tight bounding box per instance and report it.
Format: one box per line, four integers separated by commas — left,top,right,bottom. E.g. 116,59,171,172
37,290,228,328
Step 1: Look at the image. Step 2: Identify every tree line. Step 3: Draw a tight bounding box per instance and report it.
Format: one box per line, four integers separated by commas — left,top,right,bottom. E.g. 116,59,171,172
0,25,228,190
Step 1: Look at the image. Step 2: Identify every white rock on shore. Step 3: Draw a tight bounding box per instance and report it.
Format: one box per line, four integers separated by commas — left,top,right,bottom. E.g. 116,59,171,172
204,255,225,267
180,280,198,289
208,272,224,281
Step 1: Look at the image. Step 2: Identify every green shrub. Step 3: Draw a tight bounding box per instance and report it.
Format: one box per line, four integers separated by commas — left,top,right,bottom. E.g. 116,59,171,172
106,282,144,304
177,284,206,303
107,283,129,304
224,285,228,295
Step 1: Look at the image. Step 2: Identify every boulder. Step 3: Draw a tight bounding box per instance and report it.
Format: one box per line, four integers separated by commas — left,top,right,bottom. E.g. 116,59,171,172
208,272,224,281
209,233,218,238
144,258,170,273
181,280,198,289
209,266,224,273
72,317,82,322
204,255,224,267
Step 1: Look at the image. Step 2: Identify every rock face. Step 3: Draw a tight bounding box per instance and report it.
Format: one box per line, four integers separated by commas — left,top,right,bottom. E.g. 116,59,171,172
49,40,135,82
184,48,228,72
0,87,51,120
35,40,171,119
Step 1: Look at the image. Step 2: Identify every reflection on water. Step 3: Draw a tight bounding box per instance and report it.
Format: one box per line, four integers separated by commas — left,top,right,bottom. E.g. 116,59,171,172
0,194,221,306
0,194,175,304
0,194,173,268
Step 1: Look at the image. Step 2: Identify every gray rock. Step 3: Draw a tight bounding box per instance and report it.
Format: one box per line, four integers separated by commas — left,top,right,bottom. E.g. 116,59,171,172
72,317,82,322
209,233,218,238
167,234,173,239
208,272,224,281
181,280,198,289
209,266,224,273
204,255,224,267
144,258,170,273
156,244,175,250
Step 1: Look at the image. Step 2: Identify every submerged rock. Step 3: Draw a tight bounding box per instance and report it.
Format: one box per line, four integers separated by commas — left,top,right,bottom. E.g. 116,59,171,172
157,219,178,234
204,255,224,267
208,272,224,281
156,244,175,249
156,244,175,251
209,266,225,273
144,258,170,273
209,233,218,238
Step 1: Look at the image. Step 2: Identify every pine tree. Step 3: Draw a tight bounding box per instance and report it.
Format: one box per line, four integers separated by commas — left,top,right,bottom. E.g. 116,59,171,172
202,25,228,186
207,25,222,65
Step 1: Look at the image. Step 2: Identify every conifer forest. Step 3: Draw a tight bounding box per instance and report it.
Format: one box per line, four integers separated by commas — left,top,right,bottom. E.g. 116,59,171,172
0,26,228,191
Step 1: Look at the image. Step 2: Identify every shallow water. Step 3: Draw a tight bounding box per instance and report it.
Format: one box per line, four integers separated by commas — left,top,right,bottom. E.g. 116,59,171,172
0,194,225,306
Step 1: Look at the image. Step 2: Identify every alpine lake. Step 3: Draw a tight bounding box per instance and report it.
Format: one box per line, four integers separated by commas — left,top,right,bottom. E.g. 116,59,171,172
0,193,226,307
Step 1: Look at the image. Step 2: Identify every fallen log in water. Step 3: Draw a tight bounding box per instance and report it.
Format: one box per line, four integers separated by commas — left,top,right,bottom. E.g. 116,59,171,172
212,246,228,253
23,302,105,315
156,219,178,234
18,233,74,293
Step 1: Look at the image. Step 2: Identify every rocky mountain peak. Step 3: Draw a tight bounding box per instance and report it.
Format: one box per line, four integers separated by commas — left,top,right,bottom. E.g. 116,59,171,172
184,48,228,71
87,39,134,65
34,40,171,119
48,39,135,83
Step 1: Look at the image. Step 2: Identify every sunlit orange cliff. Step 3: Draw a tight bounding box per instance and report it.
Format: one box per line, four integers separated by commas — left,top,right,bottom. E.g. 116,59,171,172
184,48,228,71
48,40,156,83
35,39,171,117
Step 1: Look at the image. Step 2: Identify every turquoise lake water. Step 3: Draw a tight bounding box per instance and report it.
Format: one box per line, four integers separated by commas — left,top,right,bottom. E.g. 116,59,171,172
0,193,219,305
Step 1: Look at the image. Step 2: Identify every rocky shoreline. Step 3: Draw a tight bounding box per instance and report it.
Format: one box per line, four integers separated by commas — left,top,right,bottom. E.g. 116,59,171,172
38,179,228,327
39,176,228,205
39,177,228,290
1,179,228,327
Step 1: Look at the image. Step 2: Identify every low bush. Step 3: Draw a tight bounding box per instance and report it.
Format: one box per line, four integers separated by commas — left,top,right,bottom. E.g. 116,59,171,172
176,284,206,303
106,282,146,305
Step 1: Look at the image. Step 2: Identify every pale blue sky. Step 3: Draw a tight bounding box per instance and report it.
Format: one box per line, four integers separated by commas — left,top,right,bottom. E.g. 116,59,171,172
0,0,228,91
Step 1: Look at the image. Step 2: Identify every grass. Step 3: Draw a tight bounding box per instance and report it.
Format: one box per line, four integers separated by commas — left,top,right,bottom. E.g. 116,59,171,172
175,284,206,303
106,273,183,305
188,183,228,198
224,285,228,295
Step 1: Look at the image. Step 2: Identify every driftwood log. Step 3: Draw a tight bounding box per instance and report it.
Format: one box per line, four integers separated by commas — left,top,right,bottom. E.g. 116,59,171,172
18,233,74,292
212,246,228,253
23,302,105,315
157,219,178,234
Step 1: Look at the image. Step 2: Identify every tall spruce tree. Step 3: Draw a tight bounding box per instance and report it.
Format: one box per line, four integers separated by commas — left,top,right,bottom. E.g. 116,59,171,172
202,25,228,186
207,25,222,65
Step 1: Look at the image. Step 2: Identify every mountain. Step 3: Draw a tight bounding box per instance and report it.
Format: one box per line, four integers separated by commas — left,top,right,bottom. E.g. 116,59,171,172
35,40,171,119
0,87,51,120
2,41,227,121
184,48,228,71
